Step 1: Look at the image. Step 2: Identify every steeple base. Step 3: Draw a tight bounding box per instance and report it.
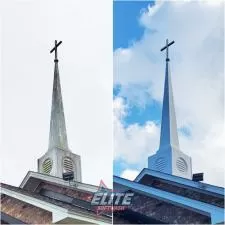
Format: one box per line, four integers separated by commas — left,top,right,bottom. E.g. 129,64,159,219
38,147,82,182
148,146,192,180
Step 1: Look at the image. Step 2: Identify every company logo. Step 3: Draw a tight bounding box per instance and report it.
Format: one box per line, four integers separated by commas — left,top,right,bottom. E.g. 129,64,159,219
91,180,134,214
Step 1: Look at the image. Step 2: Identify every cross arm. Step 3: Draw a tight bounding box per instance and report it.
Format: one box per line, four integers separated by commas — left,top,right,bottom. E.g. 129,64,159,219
160,40,175,52
50,40,62,54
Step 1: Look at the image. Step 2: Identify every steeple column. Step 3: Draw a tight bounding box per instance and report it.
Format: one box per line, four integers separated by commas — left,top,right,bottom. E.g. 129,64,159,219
148,39,192,179
37,41,82,182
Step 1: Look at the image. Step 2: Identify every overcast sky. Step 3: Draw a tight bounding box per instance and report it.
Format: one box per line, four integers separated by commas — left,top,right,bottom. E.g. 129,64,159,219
0,0,113,187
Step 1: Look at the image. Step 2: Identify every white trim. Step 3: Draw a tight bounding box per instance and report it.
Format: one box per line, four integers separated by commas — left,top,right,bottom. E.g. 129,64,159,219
134,168,224,196
1,187,110,224
20,171,99,193
2,187,68,213
114,176,224,224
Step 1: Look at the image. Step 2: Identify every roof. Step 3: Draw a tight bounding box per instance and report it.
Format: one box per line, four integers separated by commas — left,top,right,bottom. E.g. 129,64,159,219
1,192,52,224
20,171,101,193
135,168,224,195
1,182,108,216
1,172,112,224
113,175,224,224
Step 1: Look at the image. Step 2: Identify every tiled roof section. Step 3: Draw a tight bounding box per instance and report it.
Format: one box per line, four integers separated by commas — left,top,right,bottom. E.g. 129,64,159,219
114,209,165,224
1,182,74,211
35,181,93,202
1,183,111,220
139,174,224,208
113,215,131,224
1,195,52,224
128,191,211,224
36,182,112,217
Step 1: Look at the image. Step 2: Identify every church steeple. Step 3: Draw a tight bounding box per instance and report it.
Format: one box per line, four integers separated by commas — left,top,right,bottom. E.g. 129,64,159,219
38,41,82,181
148,39,192,179
159,39,179,150
49,40,69,151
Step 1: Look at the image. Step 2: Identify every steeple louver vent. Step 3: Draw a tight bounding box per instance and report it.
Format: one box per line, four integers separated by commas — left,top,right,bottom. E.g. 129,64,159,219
155,157,166,172
42,158,53,174
63,157,74,172
176,157,187,173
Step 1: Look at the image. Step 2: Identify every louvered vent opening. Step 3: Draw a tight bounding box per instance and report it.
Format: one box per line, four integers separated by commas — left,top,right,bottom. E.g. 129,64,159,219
176,157,187,173
42,158,53,174
63,157,74,172
155,157,166,172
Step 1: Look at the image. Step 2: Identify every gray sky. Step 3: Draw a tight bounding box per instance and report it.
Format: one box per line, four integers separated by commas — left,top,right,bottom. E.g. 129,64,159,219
0,0,113,187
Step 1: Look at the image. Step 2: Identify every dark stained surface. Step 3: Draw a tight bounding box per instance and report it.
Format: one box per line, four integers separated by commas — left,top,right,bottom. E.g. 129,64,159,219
131,192,211,224
139,174,224,207
114,209,167,224
113,191,211,224
35,181,93,201
1,195,52,224
1,182,112,222
1,212,26,224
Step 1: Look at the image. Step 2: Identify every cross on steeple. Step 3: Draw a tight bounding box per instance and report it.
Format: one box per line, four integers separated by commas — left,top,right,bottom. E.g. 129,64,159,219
38,40,82,182
148,38,192,180
160,39,175,62
50,40,62,62
48,39,68,151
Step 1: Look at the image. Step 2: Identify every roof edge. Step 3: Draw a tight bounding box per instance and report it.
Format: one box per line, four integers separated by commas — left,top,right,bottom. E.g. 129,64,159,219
19,171,101,193
134,168,224,196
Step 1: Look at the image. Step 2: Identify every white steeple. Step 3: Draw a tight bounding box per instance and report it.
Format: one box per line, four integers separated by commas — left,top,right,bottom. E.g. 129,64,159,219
148,39,192,179
48,41,68,151
38,40,82,181
159,57,180,150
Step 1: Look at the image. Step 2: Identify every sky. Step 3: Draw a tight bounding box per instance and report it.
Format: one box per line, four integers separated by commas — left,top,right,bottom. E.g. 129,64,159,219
113,0,225,187
0,0,113,187
0,0,224,190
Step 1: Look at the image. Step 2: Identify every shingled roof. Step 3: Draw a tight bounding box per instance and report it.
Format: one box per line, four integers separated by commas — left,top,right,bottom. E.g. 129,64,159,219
113,170,225,224
1,172,112,224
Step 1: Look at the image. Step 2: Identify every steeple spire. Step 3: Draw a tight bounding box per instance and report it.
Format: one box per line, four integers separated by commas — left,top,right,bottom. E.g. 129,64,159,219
38,41,81,181
48,40,69,151
159,39,179,150
148,39,192,179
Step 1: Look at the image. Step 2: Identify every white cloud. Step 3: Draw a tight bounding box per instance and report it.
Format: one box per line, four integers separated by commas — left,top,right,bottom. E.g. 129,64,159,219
114,1,224,187
0,0,113,188
114,97,160,166
120,169,139,181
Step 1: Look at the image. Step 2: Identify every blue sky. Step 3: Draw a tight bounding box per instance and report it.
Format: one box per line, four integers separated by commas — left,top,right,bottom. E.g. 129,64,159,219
113,1,154,50
113,1,156,177
113,1,156,134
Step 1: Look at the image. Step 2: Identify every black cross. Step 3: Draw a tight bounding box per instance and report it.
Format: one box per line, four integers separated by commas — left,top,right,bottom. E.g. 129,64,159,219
160,39,175,61
50,40,62,62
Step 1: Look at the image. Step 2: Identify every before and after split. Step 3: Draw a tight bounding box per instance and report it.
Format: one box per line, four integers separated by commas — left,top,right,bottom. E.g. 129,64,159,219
0,0,224,224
